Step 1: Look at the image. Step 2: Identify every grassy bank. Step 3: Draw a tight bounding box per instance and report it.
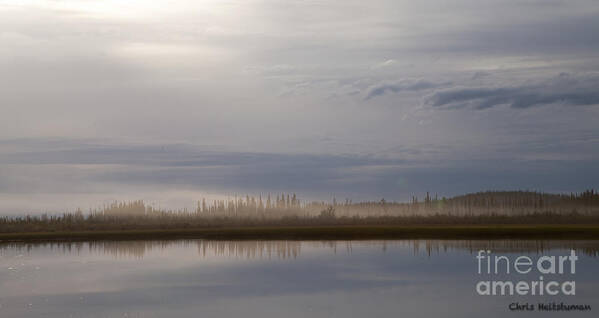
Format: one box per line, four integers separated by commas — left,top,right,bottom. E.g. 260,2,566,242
2,224,599,242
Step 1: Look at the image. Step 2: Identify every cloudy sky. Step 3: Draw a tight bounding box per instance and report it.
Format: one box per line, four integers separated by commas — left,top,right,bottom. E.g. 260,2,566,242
1,0,598,214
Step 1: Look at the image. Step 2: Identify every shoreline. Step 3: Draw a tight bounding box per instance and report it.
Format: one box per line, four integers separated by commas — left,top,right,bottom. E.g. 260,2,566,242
1,224,599,242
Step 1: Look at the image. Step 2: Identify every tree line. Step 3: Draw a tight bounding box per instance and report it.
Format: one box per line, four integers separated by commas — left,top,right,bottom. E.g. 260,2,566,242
1,190,598,233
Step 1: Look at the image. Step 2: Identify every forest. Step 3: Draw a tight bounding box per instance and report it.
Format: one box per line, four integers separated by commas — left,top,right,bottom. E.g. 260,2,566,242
1,190,598,233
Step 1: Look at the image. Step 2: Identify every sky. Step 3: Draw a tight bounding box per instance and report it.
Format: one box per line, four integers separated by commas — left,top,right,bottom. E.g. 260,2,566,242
1,0,598,214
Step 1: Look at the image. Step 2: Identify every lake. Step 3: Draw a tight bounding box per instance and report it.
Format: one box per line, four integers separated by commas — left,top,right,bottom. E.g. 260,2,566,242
1,239,597,317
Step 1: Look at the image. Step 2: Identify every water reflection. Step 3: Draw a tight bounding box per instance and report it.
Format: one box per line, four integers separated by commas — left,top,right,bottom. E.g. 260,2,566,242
0,239,597,318
1,239,598,259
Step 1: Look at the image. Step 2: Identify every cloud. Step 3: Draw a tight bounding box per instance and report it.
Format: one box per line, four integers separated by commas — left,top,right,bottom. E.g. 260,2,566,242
0,138,412,195
364,80,443,100
471,71,490,80
2,137,599,214
1,1,599,214
370,59,399,70
426,73,599,109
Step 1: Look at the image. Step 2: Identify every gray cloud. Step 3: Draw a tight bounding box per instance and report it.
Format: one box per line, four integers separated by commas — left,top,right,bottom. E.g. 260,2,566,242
427,74,599,109
365,80,444,100
1,137,599,215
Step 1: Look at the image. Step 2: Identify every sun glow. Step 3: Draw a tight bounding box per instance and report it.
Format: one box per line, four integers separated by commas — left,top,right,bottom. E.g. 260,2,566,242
0,0,228,20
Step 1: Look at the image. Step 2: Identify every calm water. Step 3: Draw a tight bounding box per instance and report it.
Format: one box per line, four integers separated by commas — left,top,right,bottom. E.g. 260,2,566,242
0,240,598,317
